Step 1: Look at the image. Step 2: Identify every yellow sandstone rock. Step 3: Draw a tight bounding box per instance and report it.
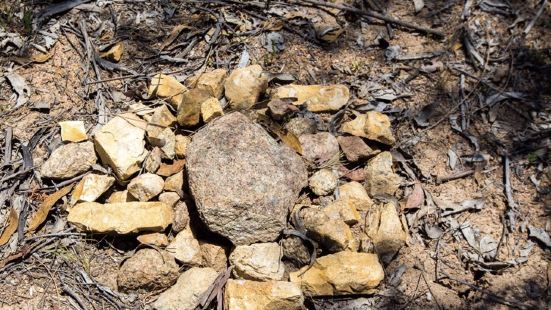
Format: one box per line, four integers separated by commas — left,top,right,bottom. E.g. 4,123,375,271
366,202,407,263
341,111,395,145
137,232,169,247
224,65,268,110
201,97,224,123
195,68,227,98
177,88,210,126
59,121,87,142
271,84,349,112
148,74,189,109
337,181,374,211
224,279,304,310
100,42,124,62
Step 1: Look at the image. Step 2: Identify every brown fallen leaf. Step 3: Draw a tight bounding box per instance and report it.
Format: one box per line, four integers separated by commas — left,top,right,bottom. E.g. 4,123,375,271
157,159,186,177
26,184,73,235
0,208,19,246
404,182,424,210
99,42,124,62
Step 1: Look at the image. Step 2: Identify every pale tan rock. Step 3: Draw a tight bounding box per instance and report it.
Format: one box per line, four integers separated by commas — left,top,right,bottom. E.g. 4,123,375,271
200,243,227,272
301,207,357,252
59,121,87,142
225,279,304,310
366,202,407,263
148,74,189,109
364,152,402,196
41,142,96,179
153,267,218,310
174,135,190,158
309,169,338,196
229,242,285,281
195,68,227,98
107,190,136,203
172,201,190,233
166,228,202,265
100,42,124,62
70,174,115,204
290,251,384,296
271,84,349,112
299,132,339,164
129,102,155,116
137,232,169,247
337,181,373,211
341,112,395,145
145,147,162,173
67,202,173,234
94,115,147,180
148,127,175,159
323,199,360,226
159,192,180,208
164,171,183,197
224,65,268,110
117,249,178,292
149,105,177,128
128,173,165,201
177,88,210,127
201,97,224,122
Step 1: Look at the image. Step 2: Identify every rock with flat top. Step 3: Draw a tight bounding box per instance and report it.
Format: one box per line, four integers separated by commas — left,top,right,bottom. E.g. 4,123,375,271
337,136,377,162
224,65,268,110
364,151,402,196
67,202,173,234
159,192,180,208
177,88,210,127
341,112,395,145
225,280,304,310
117,249,179,292
137,232,169,247
148,74,188,109
94,114,147,180
337,181,373,211
41,142,96,179
301,206,357,252
128,173,164,201
59,121,87,142
271,84,349,112
290,251,384,296
309,169,338,196
195,69,227,98
153,267,218,310
107,190,136,203
187,112,307,245
229,242,285,281
201,97,224,122
299,132,339,164
70,174,115,204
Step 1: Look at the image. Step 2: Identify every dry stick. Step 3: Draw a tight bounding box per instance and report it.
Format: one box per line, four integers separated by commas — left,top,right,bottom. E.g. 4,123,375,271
503,156,517,231
524,0,547,35
3,127,12,165
298,0,445,38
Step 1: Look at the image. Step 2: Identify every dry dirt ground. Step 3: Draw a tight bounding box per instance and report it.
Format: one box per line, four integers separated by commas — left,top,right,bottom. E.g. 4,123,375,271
1,0,550,309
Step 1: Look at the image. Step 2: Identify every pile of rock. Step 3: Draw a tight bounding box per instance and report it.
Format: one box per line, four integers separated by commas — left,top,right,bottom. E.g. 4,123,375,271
40,64,407,309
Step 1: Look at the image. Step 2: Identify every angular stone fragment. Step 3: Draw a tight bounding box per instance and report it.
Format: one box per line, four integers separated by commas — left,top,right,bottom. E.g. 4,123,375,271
299,132,339,164
157,128,176,159
301,207,357,252
157,159,185,177
159,191,180,208
164,171,184,197
366,202,407,263
201,97,224,123
309,169,338,196
285,117,317,137
364,151,402,196
200,243,227,272
137,232,169,247
117,249,178,292
341,112,395,145
174,135,190,158
166,228,202,265
177,88,210,127
271,84,349,112
107,190,136,203
127,173,164,201
229,242,285,281
149,105,177,128
337,181,373,211
148,74,189,109
187,113,307,245
337,136,377,162
195,68,227,98
224,65,268,110
59,121,87,142
94,115,147,180
290,251,384,296
145,147,162,173
41,142,96,179
268,99,296,121
68,202,173,234
225,280,304,310
71,174,115,204
153,267,218,310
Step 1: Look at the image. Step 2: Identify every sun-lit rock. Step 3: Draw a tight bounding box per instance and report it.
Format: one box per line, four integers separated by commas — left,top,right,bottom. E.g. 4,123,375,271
148,74,189,109
59,121,87,142
271,84,349,112
229,242,285,281
224,65,268,110
225,280,304,310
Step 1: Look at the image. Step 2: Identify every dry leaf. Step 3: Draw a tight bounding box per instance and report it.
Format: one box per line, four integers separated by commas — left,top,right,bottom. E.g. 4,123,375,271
0,208,19,246
404,182,424,210
100,42,124,62
26,184,73,235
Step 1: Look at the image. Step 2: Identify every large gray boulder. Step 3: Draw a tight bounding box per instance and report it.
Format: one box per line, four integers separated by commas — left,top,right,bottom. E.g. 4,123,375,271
187,112,307,245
